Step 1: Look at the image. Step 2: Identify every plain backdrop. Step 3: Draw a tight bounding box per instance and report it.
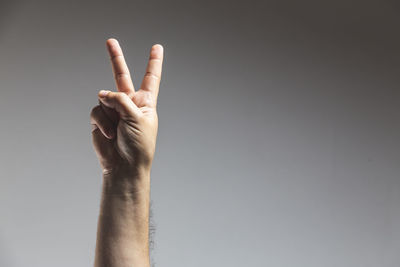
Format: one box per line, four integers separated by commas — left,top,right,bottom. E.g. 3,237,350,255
0,0,399,266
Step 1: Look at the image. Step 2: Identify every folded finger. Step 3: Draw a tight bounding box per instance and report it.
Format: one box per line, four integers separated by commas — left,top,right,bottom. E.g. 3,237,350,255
99,99,119,123
98,90,141,120
90,105,116,139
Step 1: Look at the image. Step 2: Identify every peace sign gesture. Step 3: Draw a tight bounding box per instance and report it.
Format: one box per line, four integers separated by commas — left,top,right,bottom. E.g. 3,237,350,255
90,38,164,176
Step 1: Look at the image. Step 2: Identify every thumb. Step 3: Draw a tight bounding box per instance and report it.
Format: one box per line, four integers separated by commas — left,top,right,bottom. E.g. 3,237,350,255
98,90,141,119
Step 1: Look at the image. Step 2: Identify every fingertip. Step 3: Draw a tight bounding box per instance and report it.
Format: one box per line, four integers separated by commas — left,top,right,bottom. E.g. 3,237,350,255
153,44,163,52
106,129,116,139
106,38,120,54
106,38,119,46
151,44,164,58
91,124,98,133
106,38,123,57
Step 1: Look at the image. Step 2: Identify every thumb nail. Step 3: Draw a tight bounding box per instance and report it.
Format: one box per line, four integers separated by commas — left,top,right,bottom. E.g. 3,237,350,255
99,90,110,97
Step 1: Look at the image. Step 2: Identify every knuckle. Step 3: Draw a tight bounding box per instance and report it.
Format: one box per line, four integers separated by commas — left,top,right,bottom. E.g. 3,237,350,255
150,58,162,63
90,105,101,118
116,92,129,102
111,54,124,61
115,73,130,80
145,72,159,80
115,93,124,102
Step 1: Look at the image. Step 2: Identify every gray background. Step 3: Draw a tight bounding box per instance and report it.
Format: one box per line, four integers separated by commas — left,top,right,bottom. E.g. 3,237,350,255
0,0,399,266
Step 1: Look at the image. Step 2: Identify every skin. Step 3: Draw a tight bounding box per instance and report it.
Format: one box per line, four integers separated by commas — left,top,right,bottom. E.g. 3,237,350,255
90,38,163,267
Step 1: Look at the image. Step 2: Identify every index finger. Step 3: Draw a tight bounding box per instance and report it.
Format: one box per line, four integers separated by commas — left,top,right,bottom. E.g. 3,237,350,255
106,38,135,98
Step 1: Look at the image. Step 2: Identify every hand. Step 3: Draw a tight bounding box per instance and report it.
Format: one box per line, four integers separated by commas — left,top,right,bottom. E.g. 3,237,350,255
90,39,164,176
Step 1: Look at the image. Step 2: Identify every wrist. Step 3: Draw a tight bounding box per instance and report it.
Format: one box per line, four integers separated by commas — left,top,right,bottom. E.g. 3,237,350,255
101,164,151,198
102,163,151,177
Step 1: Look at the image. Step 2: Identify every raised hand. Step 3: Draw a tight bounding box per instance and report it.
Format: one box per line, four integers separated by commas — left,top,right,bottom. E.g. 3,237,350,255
90,38,164,177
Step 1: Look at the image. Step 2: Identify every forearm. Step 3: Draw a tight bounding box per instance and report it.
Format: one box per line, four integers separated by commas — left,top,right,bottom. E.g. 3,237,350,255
94,167,151,267
91,39,163,267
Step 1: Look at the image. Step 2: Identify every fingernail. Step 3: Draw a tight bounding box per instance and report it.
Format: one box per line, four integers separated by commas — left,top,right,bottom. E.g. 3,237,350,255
153,44,163,50
99,90,110,97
